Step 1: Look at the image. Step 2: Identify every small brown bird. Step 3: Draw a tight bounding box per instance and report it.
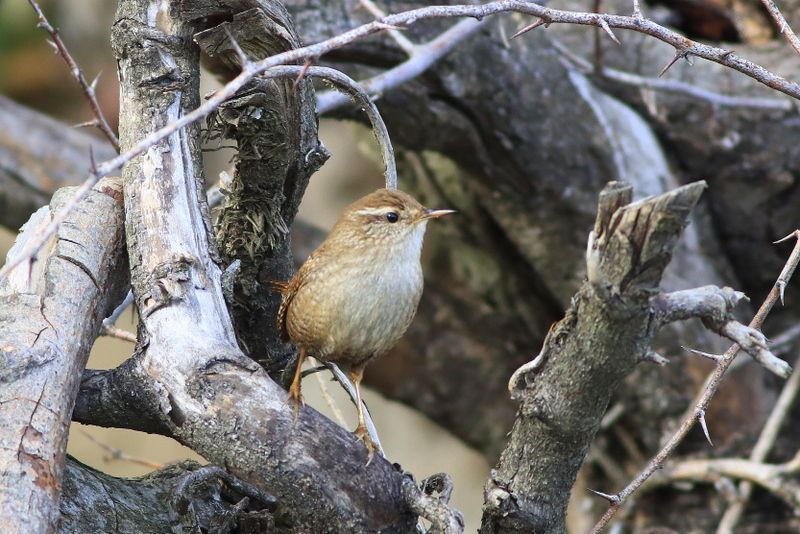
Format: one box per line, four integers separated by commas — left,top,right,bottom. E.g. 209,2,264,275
276,188,453,456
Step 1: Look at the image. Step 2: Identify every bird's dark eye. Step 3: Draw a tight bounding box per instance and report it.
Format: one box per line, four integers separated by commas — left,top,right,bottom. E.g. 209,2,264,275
385,212,399,223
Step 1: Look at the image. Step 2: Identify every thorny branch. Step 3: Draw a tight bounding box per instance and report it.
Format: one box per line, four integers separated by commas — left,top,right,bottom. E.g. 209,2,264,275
27,0,119,151
590,231,800,534
8,0,800,282
316,16,487,114
714,233,800,534
760,0,800,57
550,39,794,111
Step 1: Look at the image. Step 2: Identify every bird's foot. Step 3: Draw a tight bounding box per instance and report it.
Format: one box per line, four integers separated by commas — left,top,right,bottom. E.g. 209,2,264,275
285,384,304,417
353,424,379,466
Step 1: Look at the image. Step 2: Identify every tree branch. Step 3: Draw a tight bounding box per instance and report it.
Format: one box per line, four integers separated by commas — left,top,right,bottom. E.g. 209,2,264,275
0,180,128,533
107,1,454,531
6,0,800,282
487,181,706,534
590,231,800,533
27,0,120,151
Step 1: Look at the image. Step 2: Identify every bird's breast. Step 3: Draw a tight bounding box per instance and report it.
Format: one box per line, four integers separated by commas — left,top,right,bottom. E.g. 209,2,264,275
285,247,424,364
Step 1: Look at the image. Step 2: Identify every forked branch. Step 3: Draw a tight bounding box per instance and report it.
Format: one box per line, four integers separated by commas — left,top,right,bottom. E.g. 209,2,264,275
590,232,800,533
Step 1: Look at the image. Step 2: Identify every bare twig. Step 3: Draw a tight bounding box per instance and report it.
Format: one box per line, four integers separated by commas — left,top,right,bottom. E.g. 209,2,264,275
590,231,800,534
760,0,800,57
310,357,349,428
81,430,163,469
591,0,603,74
321,361,385,456
716,348,800,534
98,323,137,343
27,0,119,151
256,65,397,189
495,2,800,99
632,0,642,19
662,452,800,510
769,322,800,355
602,69,793,109
316,17,486,114
550,39,793,110
8,1,800,280
359,0,416,53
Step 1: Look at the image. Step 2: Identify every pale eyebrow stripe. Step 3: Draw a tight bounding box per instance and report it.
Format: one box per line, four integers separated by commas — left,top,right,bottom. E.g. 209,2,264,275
355,206,398,217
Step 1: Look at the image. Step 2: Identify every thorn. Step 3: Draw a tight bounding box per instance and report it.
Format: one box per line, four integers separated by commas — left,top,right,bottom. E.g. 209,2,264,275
778,280,787,305
641,351,669,365
658,53,681,77
684,53,694,66
588,488,621,504
91,73,102,90
509,19,547,40
598,18,621,44
698,409,713,446
72,120,98,129
774,230,800,244
46,39,58,53
682,346,723,362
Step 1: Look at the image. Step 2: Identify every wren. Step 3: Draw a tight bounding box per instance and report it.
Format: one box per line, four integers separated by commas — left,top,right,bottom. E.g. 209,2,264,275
276,188,453,457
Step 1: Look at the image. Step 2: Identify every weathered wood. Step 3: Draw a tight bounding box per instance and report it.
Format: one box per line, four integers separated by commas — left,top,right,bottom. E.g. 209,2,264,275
194,0,329,376
108,1,422,531
481,182,706,534
0,181,128,534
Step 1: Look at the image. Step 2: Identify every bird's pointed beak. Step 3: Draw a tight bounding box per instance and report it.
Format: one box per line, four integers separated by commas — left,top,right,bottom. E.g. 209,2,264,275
421,208,456,220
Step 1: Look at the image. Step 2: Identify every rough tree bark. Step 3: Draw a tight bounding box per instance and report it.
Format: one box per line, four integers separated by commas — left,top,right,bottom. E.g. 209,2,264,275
86,0,427,532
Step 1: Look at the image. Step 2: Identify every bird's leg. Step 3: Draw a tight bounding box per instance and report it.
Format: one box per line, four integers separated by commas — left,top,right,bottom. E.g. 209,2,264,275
286,347,307,414
349,363,378,462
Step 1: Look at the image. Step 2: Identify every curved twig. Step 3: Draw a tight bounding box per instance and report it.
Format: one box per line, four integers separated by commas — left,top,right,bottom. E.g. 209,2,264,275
260,65,397,189
316,17,486,116
320,361,385,456
760,0,800,57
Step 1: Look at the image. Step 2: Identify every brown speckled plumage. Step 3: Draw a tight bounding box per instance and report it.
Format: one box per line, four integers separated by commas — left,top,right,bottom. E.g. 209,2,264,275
276,188,453,457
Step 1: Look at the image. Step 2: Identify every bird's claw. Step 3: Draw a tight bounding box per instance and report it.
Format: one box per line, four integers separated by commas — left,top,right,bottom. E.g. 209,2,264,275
353,424,379,466
285,387,304,417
